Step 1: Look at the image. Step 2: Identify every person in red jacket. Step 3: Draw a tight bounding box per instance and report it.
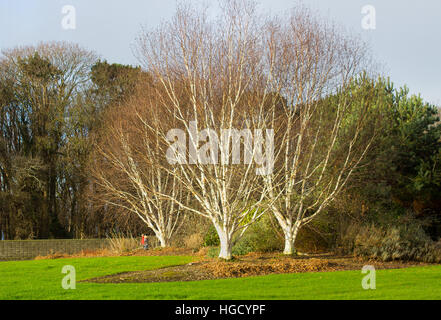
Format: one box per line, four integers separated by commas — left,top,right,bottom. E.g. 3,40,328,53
141,234,149,250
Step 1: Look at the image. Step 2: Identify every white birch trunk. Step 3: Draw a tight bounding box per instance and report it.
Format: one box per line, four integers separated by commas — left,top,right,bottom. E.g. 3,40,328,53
215,224,233,260
219,233,233,260
282,222,300,255
155,231,169,248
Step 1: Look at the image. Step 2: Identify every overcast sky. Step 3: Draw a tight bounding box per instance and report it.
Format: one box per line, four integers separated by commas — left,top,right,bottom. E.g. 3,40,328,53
0,0,440,105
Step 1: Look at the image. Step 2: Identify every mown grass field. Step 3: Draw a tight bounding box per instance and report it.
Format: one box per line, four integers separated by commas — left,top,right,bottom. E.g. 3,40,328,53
0,256,440,300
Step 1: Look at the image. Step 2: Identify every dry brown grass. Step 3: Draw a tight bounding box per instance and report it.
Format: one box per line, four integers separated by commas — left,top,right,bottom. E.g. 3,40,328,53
107,232,139,253
34,248,116,260
33,246,196,260
183,233,204,250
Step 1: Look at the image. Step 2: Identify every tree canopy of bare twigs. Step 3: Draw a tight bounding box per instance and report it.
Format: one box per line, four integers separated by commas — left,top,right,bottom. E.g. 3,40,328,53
91,84,188,247
261,6,377,254
125,0,376,258
134,0,278,259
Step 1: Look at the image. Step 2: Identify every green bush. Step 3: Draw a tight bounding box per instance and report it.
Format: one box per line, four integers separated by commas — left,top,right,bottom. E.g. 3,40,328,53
231,214,283,256
232,237,255,256
203,225,220,247
202,215,283,258
206,246,220,258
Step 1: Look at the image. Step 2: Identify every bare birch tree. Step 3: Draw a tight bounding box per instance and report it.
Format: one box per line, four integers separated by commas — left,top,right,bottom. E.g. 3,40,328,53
92,89,186,247
134,0,278,259
262,7,377,254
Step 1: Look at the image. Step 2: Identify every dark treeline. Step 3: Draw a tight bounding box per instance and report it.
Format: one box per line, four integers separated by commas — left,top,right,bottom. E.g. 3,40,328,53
0,42,148,239
0,41,440,241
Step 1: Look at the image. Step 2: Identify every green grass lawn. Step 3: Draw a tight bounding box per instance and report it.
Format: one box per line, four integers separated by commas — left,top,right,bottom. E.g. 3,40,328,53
0,256,440,300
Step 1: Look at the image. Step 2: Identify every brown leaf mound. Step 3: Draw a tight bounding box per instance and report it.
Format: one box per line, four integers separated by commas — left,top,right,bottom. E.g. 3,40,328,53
199,258,339,278
81,254,430,284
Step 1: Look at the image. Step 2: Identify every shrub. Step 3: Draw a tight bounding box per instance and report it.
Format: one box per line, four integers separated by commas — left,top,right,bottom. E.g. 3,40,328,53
203,214,285,257
230,214,283,256
341,218,441,263
232,237,255,256
207,246,220,258
203,225,220,247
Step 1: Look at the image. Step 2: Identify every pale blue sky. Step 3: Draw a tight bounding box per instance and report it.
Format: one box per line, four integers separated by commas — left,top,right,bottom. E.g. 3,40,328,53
0,0,440,104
